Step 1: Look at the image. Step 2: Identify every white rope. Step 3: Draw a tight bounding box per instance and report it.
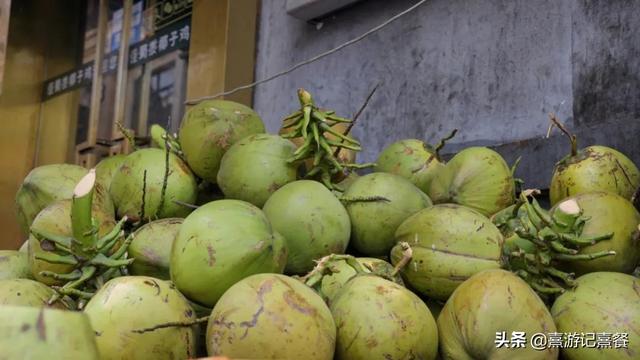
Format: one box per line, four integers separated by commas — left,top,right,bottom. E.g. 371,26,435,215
185,0,428,105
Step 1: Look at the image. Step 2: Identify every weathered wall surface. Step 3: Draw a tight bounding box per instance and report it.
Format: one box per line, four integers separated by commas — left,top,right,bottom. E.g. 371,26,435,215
253,0,640,189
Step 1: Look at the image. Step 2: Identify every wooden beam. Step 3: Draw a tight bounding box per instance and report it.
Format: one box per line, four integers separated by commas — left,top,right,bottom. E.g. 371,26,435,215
186,0,259,108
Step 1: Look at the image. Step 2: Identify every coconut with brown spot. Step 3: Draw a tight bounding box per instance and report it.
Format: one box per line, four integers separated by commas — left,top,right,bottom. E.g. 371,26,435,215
0,278,69,308
330,274,438,360
84,276,198,360
263,180,351,275
94,154,126,191
319,257,404,303
170,199,287,307
109,148,198,222
547,114,640,205
15,163,114,235
390,204,504,301
179,99,265,184
128,218,183,280
551,272,640,360
551,192,640,275
438,269,558,360
206,273,335,359
375,130,456,193
343,172,432,256
0,250,32,280
427,146,516,217
216,134,299,207
0,306,100,359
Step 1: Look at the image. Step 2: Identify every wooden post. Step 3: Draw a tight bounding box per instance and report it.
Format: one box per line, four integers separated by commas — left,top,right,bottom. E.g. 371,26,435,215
185,0,259,108
79,0,108,150
111,0,133,140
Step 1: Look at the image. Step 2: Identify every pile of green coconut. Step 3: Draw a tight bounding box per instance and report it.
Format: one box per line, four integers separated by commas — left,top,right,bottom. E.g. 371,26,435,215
2,89,639,360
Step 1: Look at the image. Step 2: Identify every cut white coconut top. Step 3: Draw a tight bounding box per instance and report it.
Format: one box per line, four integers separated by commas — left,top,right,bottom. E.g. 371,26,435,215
557,199,580,215
74,169,96,197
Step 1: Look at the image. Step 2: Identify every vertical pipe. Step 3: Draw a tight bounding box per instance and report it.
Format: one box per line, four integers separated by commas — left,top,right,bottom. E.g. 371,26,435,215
112,0,132,140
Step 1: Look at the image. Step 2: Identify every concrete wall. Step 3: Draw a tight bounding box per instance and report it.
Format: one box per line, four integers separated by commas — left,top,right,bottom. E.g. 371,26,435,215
253,0,640,189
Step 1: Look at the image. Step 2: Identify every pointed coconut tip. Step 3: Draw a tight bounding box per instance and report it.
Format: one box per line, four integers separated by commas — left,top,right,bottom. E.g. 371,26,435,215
74,169,96,197
558,199,580,215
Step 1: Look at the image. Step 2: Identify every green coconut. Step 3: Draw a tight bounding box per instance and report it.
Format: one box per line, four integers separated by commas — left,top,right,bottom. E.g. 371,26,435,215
551,192,640,274
390,204,504,301
438,269,558,360
375,139,445,192
342,172,432,256
217,133,299,207
547,117,640,205
150,124,168,148
330,275,438,360
110,148,198,222
0,306,100,359
487,189,637,300
94,154,126,191
128,218,183,279
27,199,118,286
551,272,640,360
0,278,68,308
84,276,198,360
206,273,336,359
15,164,114,234
179,99,265,183
263,180,351,274
319,257,403,303
0,250,33,280
550,146,640,205
170,199,287,307
428,146,515,217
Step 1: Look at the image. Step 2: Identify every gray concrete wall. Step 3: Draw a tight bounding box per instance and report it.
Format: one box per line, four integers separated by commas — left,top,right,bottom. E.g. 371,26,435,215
253,0,640,189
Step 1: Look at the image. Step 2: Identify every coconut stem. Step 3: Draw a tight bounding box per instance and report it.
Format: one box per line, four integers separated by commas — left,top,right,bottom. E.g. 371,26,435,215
116,121,138,151
157,140,171,217
548,113,577,157
72,170,97,252
391,241,413,277
339,195,390,203
132,316,209,334
434,129,458,161
332,83,379,159
551,199,581,230
173,200,200,209
297,88,314,107
299,254,369,289
139,170,148,223
150,124,167,148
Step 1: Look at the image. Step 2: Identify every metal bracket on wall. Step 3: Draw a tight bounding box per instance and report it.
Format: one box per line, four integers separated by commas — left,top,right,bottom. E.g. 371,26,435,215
286,0,364,21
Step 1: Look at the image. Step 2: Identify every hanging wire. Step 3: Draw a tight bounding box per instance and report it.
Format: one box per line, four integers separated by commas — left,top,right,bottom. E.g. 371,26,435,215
184,0,429,105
